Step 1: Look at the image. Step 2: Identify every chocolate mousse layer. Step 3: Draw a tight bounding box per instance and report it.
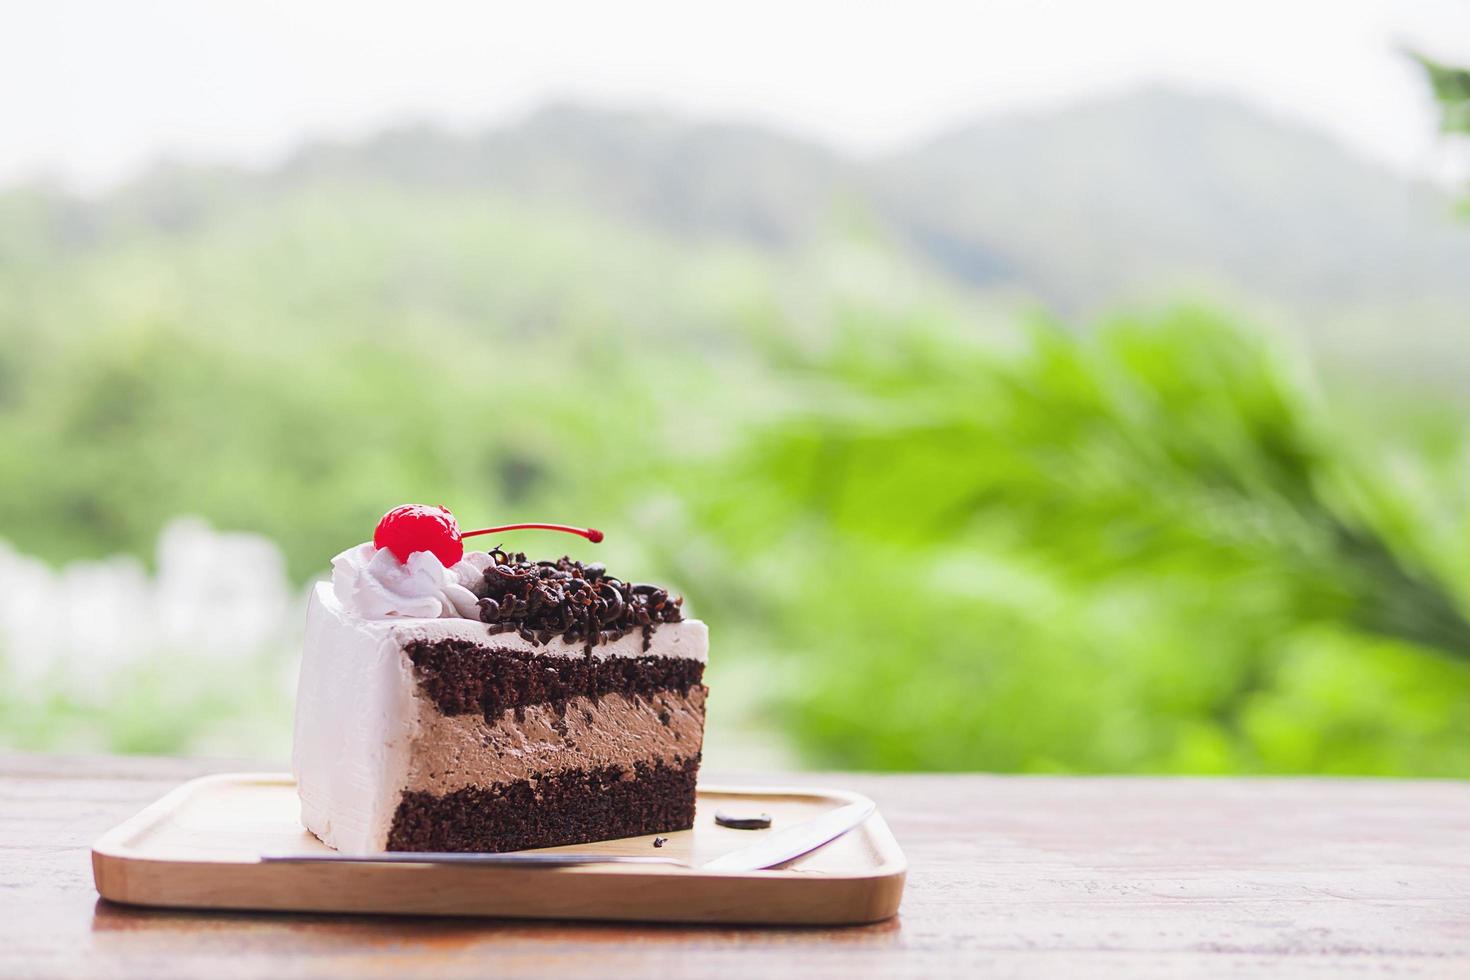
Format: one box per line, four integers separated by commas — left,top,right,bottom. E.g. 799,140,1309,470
404,688,706,793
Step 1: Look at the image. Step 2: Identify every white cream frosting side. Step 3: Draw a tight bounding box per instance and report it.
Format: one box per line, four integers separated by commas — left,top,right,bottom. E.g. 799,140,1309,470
293,581,709,851
331,542,491,620
385,610,709,663
293,583,419,852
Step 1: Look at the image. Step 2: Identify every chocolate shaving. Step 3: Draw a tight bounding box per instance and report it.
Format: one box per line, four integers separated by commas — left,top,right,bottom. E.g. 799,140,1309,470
475,549,684,654
714,811,773,830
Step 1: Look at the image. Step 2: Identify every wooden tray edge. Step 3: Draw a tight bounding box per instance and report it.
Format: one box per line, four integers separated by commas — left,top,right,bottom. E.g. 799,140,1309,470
91,773,907,925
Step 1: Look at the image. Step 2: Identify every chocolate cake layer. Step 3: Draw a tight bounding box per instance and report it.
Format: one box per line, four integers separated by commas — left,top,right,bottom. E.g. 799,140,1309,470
386,755,701,852
404,638,705,722
404,688,707,794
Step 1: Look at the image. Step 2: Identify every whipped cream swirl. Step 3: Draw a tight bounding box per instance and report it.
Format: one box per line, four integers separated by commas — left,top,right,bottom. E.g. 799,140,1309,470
330,542,490,619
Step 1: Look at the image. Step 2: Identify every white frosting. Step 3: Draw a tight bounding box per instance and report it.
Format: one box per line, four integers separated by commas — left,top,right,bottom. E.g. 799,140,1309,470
293,584,419,852
330,542,491,620
293,582,708,851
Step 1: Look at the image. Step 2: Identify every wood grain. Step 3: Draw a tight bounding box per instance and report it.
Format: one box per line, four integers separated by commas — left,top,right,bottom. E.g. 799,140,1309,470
4,752,1470,978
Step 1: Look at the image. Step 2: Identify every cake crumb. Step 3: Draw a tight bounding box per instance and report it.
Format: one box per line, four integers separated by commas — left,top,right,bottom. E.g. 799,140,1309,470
652,836,668,848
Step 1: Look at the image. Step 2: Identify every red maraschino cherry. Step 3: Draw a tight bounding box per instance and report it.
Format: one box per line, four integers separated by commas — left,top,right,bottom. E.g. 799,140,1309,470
373,504,602,566
373,504,463,566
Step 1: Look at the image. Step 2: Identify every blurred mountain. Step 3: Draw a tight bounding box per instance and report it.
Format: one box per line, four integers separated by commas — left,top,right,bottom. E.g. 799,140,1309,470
877,88,1470,335
9,87,1470,374
280,105,858,247
290,90,1470,358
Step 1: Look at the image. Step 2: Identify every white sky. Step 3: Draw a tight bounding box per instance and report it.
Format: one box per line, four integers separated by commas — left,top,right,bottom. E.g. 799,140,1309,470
3,0,1470,191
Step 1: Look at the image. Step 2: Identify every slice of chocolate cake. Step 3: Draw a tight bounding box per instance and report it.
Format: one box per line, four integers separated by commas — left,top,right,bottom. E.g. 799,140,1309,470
292,507,707,853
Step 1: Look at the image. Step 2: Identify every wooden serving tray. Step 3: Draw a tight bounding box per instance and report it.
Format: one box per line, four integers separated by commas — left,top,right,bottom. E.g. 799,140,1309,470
92,774,906,925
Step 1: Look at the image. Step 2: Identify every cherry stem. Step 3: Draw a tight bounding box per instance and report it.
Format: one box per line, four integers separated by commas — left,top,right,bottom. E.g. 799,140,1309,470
461,523,605,544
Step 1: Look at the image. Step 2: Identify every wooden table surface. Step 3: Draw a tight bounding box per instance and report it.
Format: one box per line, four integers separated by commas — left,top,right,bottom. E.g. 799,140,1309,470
4,753,1469,979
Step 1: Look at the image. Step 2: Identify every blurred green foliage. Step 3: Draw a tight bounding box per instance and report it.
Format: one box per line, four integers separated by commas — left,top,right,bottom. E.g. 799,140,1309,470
693,311,1470,773
1417,49,1470,212
1,177,1468,774
1416,50,1470,136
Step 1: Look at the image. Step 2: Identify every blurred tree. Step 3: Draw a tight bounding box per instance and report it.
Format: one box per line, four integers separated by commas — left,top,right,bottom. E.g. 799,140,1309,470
693,310,1470,774
3,119,1470,773
1416,51,1470,135
1415,50,1470,206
